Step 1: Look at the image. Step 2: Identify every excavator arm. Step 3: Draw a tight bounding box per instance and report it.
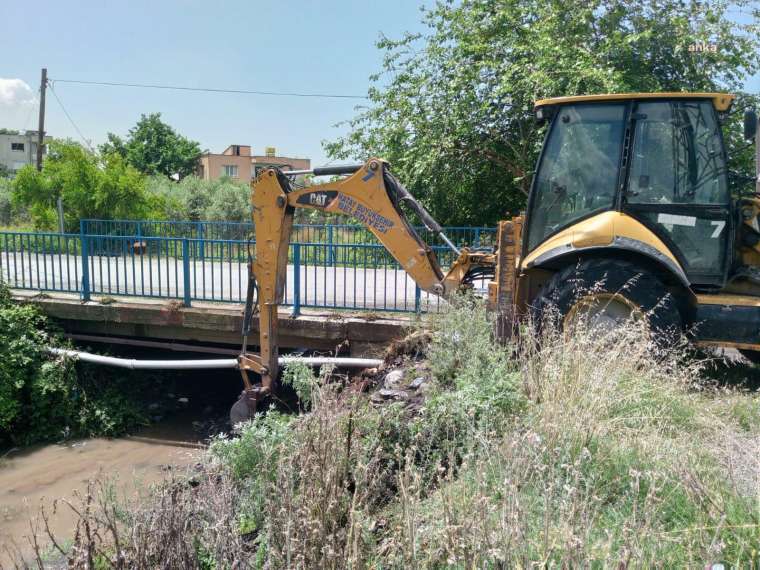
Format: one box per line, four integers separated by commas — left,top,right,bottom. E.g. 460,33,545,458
232,158,495,422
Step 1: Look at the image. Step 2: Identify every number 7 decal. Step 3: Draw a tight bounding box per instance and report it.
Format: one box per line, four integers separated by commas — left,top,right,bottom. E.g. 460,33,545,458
710,220,726,238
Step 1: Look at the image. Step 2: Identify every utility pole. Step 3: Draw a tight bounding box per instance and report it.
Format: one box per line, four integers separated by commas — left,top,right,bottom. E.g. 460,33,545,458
36,68,47,171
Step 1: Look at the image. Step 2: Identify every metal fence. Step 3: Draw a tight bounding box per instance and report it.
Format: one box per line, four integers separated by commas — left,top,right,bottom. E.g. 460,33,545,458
81,219,497,251
0,221,496,314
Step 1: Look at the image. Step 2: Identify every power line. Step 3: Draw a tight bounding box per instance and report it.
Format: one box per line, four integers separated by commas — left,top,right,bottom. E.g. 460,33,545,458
20,99,37,132
48,83,95,152
50,78,369,100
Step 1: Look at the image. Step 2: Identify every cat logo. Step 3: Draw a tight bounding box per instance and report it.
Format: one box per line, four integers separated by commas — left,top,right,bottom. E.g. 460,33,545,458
296,190,337,209
310,193,328,206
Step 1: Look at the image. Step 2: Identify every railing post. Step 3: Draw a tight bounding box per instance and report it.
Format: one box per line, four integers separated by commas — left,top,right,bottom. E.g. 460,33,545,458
327,225,335,267
291,243,301,317
414,284,421,313
182,239,191,307
80,229,91,302
475,227,481,248
198,222,205,261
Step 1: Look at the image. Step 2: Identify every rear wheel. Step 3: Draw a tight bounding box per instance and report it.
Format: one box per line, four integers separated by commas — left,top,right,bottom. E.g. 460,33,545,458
532,258,683,341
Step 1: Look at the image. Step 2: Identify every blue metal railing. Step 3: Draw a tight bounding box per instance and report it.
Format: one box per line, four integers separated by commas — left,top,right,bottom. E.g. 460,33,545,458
81,219,497,251
0,222,495,313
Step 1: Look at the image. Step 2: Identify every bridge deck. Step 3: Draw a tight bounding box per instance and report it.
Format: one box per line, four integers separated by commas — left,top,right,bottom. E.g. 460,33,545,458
14,290,410,357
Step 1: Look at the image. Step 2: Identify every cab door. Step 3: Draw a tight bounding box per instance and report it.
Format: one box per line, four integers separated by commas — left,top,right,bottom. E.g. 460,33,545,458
622,100,731,287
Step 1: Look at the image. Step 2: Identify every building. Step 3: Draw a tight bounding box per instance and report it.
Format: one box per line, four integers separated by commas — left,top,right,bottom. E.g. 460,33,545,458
197,145,310,182
0,130,50,175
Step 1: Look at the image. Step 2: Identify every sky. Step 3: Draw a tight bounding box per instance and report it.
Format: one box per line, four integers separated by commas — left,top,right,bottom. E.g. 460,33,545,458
0,0,432,166
0,1,758,168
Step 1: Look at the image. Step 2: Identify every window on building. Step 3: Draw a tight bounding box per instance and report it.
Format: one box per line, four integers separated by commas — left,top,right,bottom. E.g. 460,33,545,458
222,165,239,178
11,142,24,152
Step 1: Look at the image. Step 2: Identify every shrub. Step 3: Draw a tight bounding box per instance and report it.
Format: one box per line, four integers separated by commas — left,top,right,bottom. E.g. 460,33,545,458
0,178,14,226
12,140,154,231
0,283,148,446
145,175,251,227
377,316,760,567
202,178,250,223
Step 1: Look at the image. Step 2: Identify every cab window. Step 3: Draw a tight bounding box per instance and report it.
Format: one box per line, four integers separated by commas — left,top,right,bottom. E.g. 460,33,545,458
625,100,729,280
527,103,625,251
627,101,728,205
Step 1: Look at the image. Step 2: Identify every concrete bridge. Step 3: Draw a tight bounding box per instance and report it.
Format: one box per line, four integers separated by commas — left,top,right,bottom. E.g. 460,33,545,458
1,221,494,356
16,291,407,358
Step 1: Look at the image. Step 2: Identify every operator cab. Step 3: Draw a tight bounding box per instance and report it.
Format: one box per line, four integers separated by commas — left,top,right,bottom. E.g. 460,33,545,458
526,93,735,290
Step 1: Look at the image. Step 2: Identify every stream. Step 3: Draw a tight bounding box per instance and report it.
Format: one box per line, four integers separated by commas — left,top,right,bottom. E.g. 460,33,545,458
0,350,246,567
0,417,202,566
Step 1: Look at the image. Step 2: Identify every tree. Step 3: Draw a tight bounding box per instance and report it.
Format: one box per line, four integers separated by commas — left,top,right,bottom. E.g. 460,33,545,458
144,175,250,222
203,178,251,223
101,113,201,179
326,0,760,226
12,140,155,231
0,163,11,179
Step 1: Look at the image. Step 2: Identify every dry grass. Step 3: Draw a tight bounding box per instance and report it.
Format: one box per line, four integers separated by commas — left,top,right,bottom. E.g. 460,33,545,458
18,297,760,568
13,467,249,569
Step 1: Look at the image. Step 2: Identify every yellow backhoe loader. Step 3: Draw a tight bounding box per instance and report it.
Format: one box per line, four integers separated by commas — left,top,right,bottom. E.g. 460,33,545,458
231,92,760,422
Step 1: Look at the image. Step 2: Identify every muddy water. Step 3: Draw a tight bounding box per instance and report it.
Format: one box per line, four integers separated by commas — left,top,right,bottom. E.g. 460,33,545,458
0,416,203,566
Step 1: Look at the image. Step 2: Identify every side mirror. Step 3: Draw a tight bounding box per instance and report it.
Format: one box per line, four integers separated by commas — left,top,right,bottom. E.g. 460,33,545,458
743,108,757,141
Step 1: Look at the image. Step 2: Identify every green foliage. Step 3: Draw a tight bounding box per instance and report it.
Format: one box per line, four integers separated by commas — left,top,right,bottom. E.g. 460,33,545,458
11,140,156,231
327,0,760,225
210,411,294,482
404,296,525,474
281,361,318,408
0,283,148,446
209,411,294,532
0,302,49,434
0,178,14,225
202,177,251,222
0,163,12,179
144,174,250,223
9,137,246,228
724,394,760,431
102,113,201,179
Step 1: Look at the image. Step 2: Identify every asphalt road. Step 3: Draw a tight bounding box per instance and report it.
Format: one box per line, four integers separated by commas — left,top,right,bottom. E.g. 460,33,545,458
0,251,445,312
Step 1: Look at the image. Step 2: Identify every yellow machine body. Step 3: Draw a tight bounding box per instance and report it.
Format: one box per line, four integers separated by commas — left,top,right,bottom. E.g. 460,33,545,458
232,90,760,421
521,211,680,268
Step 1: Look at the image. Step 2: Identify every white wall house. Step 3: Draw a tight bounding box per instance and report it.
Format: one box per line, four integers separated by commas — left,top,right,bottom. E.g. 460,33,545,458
0,131,50,175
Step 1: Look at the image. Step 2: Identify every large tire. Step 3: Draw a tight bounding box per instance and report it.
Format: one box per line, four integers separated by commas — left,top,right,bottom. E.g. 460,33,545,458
532,258,683,342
